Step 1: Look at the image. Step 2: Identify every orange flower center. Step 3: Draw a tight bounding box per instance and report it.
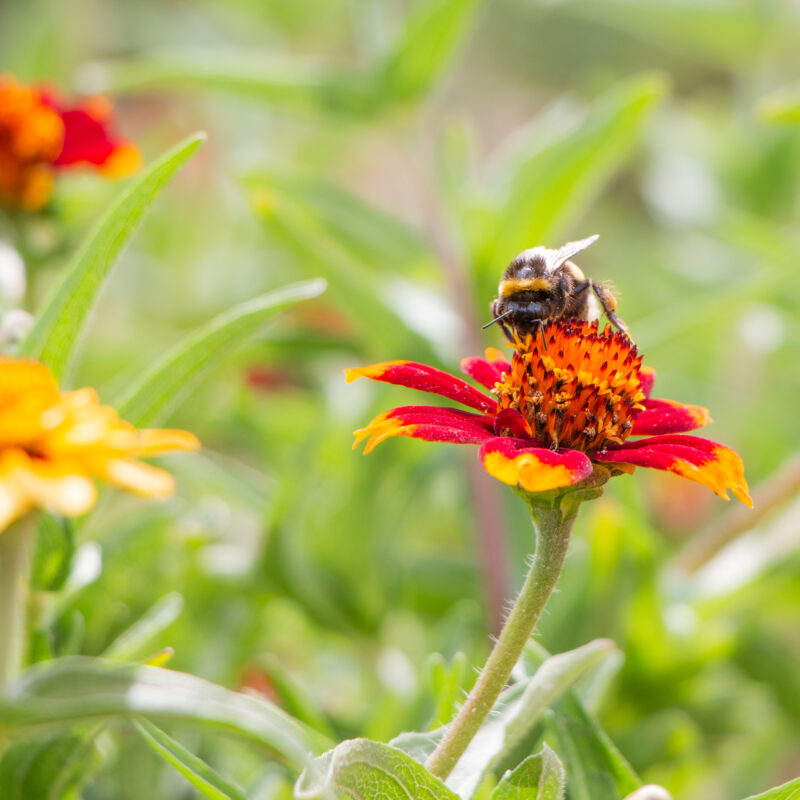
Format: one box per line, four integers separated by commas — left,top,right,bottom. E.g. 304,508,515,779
492,319,646,451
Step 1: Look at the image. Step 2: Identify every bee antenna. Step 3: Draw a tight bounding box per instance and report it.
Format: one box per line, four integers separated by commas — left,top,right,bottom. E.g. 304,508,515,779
482,309,514,329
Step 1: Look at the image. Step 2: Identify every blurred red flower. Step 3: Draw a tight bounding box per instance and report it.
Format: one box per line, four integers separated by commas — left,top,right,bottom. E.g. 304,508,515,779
0,74,140,210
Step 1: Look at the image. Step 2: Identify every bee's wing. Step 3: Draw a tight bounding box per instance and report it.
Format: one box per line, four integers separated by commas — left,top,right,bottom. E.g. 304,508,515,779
545,234,599,272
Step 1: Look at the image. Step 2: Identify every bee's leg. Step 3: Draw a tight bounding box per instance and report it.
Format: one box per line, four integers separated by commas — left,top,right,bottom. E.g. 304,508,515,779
489,299,515,342
497,317,514,343
535,319,548,352
588,281,627,332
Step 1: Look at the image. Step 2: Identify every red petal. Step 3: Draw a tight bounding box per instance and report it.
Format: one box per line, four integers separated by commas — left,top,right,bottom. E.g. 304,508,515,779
639,366,656,399
480,436,593,493
50,100,140,175
460,347,510,390
493,408,532,438
353,405,495,453
595,434,751,506
631,398,712,435
346,361,496,413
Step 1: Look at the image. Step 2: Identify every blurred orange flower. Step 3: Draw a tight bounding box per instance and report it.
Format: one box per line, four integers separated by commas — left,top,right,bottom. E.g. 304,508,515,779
0,74,140,211
0,357,199,531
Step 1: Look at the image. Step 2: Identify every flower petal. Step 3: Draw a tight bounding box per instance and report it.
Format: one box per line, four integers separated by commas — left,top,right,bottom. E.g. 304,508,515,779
460,348,510,390
639,366,656,398
99,458,176,498
595,434,751,506
0,450,97,530
354,405,495,454
631,398,712,435
480,436,593,493
346,361,495,413
51,102,140,175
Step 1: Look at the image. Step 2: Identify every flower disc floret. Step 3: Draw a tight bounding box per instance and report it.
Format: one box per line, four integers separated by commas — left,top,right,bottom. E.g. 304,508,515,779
494,320,645,451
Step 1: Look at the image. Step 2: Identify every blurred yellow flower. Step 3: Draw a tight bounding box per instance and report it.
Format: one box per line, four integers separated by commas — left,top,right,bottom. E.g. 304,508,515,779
0,357,199,531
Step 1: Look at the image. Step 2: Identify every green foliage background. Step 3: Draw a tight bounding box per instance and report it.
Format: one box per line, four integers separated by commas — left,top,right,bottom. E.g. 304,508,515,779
1,0,799,798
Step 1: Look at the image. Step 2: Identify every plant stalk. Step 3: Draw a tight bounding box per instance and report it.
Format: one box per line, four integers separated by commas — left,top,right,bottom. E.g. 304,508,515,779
0,518,34,692
425,498,580,780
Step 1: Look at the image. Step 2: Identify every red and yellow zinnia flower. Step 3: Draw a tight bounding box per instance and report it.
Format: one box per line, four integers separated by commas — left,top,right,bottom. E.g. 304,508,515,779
348,319,751,505
0,357,199,531
0,74,140,211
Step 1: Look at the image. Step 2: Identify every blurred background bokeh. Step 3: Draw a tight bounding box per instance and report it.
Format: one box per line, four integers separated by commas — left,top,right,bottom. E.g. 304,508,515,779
2,0,800,798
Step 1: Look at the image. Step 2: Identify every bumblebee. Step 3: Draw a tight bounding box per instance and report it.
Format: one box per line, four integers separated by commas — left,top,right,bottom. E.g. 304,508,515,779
484,235,626,342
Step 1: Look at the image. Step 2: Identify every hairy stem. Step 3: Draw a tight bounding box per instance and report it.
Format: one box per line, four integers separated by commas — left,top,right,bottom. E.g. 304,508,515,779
425,498,579,780
0,518,34,692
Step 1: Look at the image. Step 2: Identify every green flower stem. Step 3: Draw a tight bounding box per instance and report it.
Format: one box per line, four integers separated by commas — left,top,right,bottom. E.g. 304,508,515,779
425,497,580,781
0,517,34,692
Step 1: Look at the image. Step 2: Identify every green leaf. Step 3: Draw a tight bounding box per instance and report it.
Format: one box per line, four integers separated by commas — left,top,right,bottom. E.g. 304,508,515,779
0,657,330,770
102,593,184,662
523,643,639,800
294,738,459,800
544,699,638,800
135,719,247,800
381,0,480,102
741,777,800,800
481,74,665,276
98,50,382,116
20,133,205,381
488,639,616,778
115,278,326,426
490,746,566,800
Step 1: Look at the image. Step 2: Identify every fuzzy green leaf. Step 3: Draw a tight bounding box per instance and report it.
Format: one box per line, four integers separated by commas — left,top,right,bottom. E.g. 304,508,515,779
490,746,566,800
20,133,205,381
294,738,458,800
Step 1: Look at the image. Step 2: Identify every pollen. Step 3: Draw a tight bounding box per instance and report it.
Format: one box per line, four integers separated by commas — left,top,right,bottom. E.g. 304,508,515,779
492,319,646,451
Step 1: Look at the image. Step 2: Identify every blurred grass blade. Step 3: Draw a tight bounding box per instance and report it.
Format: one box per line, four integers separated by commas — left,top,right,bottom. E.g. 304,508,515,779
20,133,205,381
135,719,247,800
489,746,565,800
115,278,326,426
488,639,616,777
88,50,380,116
0,657,330,769
249,186,435,358
482,74,665,277
294,738,458,800
741,777,800,800
0,726,103,800
380,0,480,102
255,656,335,740
102,593,184,662
244,172,432,271
552,0,772,67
